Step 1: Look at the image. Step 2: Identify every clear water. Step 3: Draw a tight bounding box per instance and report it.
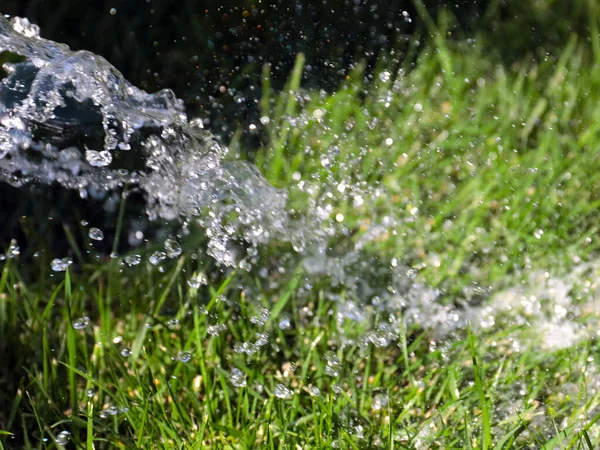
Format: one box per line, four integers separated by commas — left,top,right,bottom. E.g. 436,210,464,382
0,16,306,266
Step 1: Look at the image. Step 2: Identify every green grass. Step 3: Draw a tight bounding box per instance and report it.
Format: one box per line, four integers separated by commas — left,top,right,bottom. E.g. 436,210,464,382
2,255,600,449
252,25,600,295
3,6,600,449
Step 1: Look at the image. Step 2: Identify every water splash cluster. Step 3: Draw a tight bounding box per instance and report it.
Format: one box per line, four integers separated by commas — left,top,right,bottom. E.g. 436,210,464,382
4,15,594,355
0,16,297,265
2,16,595,354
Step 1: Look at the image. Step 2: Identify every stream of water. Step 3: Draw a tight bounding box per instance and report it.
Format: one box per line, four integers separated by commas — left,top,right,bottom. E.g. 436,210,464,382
0,15,313,266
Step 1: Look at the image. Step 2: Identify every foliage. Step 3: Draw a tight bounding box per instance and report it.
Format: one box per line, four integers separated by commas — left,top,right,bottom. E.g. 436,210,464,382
2,1,600,448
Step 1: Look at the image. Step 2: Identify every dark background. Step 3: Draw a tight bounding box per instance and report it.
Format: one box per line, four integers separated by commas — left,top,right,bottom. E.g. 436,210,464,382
3,0,586,137
1,1,486,131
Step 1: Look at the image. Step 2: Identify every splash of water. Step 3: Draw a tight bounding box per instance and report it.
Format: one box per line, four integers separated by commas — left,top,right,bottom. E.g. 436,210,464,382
0,16,305,265
3,15,594,355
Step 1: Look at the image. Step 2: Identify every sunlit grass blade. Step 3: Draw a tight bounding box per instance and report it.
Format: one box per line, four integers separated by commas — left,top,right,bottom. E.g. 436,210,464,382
468,324,492,450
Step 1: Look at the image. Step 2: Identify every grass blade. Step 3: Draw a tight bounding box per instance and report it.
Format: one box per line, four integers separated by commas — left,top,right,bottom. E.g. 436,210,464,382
468,324,492,450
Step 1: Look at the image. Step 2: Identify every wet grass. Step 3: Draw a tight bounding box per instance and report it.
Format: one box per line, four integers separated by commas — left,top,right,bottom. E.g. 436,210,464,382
3,6,600,450
253,11,600,295
0,252,594,449
2,255,600,449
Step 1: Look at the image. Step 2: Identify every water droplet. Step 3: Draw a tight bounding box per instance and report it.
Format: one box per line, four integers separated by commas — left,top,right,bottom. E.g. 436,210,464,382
7,240,20,258
86,388,95,398
11,17,40,38
278,314,291,330
255,333,269,347
233,333,268,355
324,352,342,377
353,425,365,439
308,385,321,396
312,108,326,120
55,431,71,446
372,393,389,411
124,254,141,266
120,348,131,357
260,116,270,125
88,227,104,241
109,8,117,15
51,257,72,272
188,273,207,288
85,149,112,167
207,323,227,336
250,307,270,326
379,71,391,82
274,383,293,399
167,318,179,329
149,251,166,265
164,239,182,258
233,342,256,355
177,351,191,363
189,118,204,129
72,316,90,330
229,368,247,388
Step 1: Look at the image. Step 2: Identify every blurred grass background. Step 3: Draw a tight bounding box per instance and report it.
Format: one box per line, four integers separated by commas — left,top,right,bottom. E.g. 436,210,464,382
1,0,596,138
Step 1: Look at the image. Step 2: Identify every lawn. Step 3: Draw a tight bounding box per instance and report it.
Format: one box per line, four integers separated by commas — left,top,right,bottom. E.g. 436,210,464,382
2,3,600,449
